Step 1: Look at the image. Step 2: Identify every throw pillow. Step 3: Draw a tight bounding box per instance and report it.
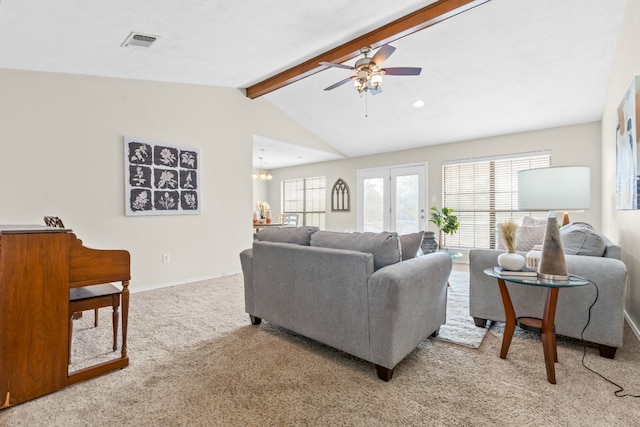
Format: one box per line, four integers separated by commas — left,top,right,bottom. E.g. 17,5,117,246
560,222,606,257
399,231,424,260
522,216,548,226
310,230,402,271
496,222,545,252
516,224,546,251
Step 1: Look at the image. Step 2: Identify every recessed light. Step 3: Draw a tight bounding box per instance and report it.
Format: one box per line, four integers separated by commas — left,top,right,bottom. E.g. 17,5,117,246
412,100,425,108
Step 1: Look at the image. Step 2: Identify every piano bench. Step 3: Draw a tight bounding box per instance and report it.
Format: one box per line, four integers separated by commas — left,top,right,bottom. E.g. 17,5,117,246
69,283,122,364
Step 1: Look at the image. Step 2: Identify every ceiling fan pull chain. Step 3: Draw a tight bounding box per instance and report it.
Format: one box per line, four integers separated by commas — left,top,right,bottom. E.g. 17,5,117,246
364,92,368,118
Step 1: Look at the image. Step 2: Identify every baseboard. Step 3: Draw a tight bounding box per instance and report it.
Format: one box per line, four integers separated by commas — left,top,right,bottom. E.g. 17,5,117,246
131,270,242,294
625,311,640,342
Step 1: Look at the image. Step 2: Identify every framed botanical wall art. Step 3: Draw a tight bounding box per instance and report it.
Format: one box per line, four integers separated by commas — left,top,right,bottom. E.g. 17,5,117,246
616,76,640,210
124,136,201,216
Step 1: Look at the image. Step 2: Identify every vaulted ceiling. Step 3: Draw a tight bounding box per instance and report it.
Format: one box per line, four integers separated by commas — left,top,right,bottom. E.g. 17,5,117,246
0,0,628,169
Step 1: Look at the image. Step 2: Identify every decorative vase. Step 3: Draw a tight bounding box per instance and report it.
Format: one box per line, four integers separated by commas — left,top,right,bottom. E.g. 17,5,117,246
419,231,439,255
498,251,526,271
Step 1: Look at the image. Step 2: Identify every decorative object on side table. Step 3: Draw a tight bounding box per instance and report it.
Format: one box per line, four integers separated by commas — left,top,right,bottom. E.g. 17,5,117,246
429,206,459,250
419,231,439,255
493,266,536,277
518,166,590,280
497,220,525,271
525,244,543,269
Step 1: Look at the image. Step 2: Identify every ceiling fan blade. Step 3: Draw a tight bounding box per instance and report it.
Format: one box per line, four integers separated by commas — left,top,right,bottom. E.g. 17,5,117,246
371,45,396,66
382,67,422,76
319,61,353,70
324,76,354,91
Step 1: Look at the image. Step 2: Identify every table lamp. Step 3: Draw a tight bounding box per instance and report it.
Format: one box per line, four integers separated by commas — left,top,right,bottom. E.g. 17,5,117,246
517,166,590,280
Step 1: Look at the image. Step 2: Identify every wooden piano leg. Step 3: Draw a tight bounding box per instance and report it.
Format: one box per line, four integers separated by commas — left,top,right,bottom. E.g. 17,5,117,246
112,294,120,352
68,314,73,364
121,280,129,358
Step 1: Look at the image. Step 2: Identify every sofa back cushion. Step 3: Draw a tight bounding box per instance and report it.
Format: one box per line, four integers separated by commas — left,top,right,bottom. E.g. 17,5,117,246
256,226,319,246
560,222,607,257
399,231,424,260
310,231,401,271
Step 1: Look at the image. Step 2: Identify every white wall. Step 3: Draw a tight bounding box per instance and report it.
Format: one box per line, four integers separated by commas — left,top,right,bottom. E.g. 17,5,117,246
0,68,330,291
601,0,640,334
268,122,603,233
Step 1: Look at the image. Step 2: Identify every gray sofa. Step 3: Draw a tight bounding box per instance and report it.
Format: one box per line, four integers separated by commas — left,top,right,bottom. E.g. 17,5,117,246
240,226,452,381
469,223,627,358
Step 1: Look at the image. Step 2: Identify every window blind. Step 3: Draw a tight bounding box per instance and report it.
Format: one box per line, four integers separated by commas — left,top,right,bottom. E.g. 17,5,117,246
442,151,551,249
282,176,326,228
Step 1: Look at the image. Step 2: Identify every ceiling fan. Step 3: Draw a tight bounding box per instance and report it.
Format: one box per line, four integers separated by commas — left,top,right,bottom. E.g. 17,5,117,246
321,45,422,95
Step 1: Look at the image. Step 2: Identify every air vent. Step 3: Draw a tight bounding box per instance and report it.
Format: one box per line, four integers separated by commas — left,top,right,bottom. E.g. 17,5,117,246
121,32,158,48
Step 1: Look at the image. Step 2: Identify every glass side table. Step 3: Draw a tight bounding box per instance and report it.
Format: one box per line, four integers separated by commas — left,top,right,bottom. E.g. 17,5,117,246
483,268,590,384
437,249,462,259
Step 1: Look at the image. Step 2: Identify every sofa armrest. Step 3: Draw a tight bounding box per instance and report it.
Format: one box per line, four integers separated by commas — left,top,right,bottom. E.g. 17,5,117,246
561,253,627,347
367,252,452,369
239,248,254,314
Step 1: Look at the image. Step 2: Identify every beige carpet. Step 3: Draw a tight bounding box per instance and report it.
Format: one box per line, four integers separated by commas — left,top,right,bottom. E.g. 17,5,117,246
2,271,640,426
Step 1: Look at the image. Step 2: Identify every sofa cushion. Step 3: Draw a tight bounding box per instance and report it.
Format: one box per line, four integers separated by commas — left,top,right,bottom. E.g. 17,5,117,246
516,224,547,251
256,226,318,246
496,222,546,252
560,222,606,257
522,216,548,226
310,231,401,270
399,231,423,260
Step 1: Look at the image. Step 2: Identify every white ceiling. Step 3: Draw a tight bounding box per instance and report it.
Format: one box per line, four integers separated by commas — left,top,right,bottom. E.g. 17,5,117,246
0,0,627,168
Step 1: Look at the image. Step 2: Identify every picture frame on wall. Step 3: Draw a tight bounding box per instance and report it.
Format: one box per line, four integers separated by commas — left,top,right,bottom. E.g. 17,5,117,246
616,76,640,210
124,136,201,216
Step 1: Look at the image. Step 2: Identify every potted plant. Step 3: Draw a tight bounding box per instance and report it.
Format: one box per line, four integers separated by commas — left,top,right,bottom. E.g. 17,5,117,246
429,206,460,250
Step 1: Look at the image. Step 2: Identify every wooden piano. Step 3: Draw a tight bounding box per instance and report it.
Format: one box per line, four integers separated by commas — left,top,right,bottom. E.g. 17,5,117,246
0,225,130,408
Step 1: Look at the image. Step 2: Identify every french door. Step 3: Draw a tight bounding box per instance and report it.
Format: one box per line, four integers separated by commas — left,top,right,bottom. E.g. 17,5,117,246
356,164,427,233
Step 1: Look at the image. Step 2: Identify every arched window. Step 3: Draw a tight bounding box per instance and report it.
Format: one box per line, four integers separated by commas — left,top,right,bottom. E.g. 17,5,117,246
331,178,350,212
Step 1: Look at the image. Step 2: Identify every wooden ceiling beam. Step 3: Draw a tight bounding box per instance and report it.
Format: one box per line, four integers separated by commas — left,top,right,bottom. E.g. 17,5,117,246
245,0,491,99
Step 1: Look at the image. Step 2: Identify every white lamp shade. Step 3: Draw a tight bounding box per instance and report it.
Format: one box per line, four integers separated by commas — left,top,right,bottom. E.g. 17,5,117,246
518,166,590,211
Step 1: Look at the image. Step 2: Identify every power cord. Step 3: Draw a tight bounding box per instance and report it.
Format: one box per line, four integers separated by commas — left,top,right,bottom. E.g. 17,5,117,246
580,280,640,398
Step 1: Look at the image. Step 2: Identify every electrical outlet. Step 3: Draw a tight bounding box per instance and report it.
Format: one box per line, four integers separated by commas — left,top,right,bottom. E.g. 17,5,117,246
162,253,170,263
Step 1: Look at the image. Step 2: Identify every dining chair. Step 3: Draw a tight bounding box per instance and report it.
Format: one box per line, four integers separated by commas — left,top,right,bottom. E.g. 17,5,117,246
282,213,299,227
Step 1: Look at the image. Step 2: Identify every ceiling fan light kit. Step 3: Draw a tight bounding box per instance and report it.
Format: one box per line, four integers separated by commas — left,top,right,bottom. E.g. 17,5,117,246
322,44,421,97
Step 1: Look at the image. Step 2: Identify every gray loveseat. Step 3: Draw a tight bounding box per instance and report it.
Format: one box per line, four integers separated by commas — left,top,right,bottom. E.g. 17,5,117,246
240,226,452,381
469,223,627,358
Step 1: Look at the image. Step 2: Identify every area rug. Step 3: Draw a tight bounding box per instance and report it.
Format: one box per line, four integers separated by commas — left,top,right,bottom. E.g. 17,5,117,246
433,268,489,348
